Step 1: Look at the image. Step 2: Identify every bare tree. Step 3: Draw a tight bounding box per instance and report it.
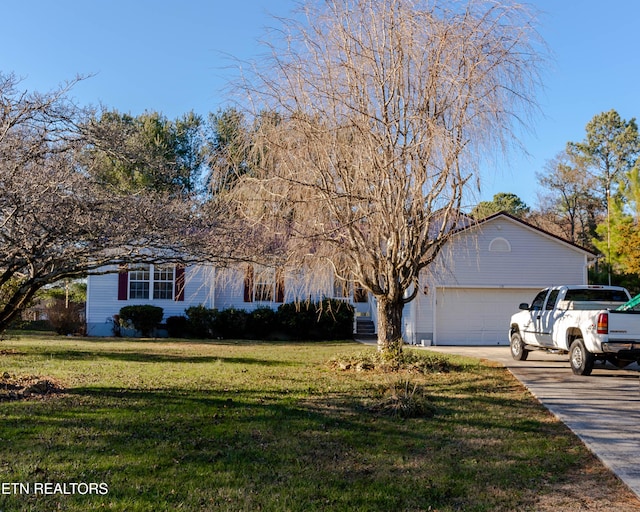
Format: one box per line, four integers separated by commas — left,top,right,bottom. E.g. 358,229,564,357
535,148,600,247
227,0,543,356
0,74,224,334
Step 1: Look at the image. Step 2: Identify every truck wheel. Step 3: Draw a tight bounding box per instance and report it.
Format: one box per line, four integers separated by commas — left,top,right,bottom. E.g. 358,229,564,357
569,338,594,376
510,331,528,361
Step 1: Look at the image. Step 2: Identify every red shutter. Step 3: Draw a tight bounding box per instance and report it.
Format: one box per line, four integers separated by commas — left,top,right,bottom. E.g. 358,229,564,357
275,268,285,303
174,265,185,301
243,265,254,302
117,265,128,300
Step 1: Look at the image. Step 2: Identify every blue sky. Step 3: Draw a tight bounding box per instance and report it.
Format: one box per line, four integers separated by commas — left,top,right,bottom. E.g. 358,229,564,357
2,1,639,209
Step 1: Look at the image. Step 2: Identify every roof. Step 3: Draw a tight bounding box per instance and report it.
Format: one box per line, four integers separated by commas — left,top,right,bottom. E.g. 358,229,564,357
457,211,598,257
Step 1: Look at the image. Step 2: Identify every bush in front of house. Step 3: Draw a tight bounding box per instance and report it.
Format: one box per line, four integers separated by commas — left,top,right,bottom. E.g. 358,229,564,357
277,301,317,338
184,305,219,338
166,315,190,338
278,299,354,340
316,299,354,340
119,305,164,337
216,308,249,339
246,307,279,339
180,299,354,341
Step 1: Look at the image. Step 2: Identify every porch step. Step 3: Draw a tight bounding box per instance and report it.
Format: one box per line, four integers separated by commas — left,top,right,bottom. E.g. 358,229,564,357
356,318,375,335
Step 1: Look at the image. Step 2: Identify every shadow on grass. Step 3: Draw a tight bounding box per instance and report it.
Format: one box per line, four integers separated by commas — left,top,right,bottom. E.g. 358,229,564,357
35,348,298,366
0,381,592,512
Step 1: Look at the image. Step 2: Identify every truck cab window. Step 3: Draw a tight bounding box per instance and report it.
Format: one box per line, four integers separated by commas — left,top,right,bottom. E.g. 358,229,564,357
530,290,548,310
545,290,560,310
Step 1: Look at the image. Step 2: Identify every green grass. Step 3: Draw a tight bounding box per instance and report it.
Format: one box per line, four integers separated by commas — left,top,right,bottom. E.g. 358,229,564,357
0,333,629,511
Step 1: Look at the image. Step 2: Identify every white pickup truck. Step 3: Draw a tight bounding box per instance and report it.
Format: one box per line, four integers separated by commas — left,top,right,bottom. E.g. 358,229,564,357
509,285,640,375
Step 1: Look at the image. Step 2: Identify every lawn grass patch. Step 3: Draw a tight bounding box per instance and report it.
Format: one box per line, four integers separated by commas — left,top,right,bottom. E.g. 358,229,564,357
0,333,636,511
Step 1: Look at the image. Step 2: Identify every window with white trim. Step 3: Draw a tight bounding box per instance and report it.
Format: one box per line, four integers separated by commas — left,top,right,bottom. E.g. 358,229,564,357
128,264,175,300
244,265,285,303
254,268,275,302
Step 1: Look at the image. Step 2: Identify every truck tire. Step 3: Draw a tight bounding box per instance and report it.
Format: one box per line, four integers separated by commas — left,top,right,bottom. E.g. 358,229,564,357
510,331,528,361
569,338,594,376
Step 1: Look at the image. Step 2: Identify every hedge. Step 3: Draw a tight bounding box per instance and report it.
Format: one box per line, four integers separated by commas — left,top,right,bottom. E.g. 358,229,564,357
169,299,354,341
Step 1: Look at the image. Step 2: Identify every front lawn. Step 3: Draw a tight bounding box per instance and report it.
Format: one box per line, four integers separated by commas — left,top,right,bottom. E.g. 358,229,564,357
0,333,637,511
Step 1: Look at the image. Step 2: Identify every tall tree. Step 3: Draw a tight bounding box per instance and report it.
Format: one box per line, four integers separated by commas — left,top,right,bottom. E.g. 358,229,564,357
0,74,212,333
83,110,206,195
226,0,543,357
207,107,252,194
535,148,600,246
471,193,530,219
569,110,640,281
595,166,640,274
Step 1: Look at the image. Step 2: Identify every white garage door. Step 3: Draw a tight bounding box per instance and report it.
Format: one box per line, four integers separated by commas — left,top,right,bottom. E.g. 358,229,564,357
435,288,538,345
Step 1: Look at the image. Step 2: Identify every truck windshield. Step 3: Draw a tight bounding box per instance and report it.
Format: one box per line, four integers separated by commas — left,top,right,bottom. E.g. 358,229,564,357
564,289,629,302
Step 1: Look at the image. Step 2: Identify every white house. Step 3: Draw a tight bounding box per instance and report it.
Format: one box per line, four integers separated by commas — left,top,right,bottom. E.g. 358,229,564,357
402,212,596,346
85,263,366,336
85,212,595,343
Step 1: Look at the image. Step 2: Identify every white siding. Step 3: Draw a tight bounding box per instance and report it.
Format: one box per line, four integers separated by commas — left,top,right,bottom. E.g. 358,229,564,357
431,216,588,287
213,267,247,310
86,265,214,336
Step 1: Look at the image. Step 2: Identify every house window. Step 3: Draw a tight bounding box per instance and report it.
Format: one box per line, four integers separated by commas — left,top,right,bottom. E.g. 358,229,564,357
129,264,151,299
128,264,174,300
255,270,274,302
244,265,284,303
244,265,284,302
153,266,175,300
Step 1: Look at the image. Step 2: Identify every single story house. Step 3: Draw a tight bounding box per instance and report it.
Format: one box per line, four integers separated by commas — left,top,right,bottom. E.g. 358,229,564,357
85,212,596,344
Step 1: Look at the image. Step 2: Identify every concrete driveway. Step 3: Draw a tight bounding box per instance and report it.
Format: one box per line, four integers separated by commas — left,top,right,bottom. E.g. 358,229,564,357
426,345,640,499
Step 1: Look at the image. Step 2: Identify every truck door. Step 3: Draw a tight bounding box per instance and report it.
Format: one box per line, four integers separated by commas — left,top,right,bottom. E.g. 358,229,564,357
521,289,549,344
535,289,560,347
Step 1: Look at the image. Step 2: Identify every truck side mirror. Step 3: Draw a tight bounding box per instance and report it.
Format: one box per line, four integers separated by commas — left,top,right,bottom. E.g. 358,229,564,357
518,303,529,310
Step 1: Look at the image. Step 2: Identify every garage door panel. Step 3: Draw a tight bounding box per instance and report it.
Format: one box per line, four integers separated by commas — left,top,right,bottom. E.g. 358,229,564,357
435,288,536,345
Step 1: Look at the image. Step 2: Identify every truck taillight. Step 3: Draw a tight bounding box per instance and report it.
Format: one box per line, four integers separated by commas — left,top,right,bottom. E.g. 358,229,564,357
597,312,608,334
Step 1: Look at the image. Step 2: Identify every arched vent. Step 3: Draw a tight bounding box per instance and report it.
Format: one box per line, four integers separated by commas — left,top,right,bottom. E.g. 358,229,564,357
489,237,511,252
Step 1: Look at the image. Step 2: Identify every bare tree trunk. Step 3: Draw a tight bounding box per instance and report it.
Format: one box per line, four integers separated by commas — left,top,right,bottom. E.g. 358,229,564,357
376,296,404,358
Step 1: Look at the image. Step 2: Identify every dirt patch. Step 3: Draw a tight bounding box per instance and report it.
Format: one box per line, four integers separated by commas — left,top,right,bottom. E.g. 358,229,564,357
0,373,64,401
533,452,640,511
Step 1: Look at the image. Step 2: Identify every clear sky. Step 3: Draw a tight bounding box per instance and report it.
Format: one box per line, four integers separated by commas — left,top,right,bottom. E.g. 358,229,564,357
2,0,639,209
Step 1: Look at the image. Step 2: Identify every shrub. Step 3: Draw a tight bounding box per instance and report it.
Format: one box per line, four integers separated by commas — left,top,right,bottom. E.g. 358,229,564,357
278,299,354,340
216,308,248,339
119,305,164,337
277,302,317,339
161,300,354,341
166,315,189,338
370,379,437,419
316,299,354,339
185,305,219,338
246,307,279,339
45,298,84,335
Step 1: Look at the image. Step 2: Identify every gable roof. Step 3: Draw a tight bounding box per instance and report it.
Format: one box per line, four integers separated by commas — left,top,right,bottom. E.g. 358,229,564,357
457,211,598,258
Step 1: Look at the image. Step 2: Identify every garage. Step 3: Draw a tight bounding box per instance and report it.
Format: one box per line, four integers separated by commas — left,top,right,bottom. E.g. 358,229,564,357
404,213,595,346
434,287,538,345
